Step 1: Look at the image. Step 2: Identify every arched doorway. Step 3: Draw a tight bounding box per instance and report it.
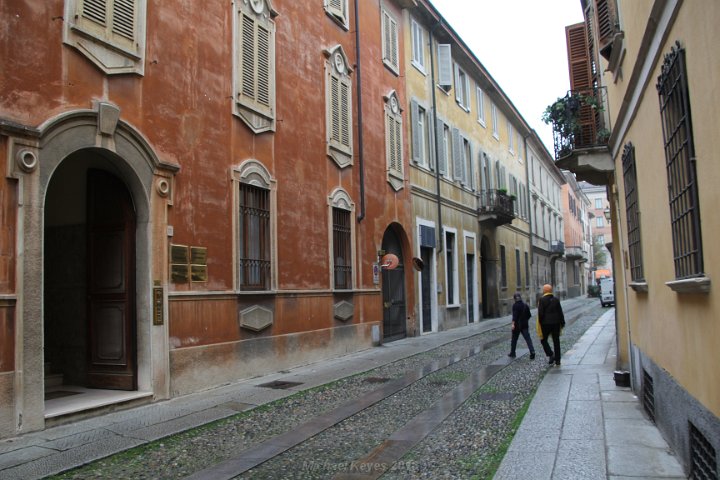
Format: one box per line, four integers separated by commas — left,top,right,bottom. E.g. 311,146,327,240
44,153,137,392
381,227,406,341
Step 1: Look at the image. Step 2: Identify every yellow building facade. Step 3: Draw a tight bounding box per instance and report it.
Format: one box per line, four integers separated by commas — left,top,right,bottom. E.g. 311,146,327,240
557,0,720,473
403,1,533,332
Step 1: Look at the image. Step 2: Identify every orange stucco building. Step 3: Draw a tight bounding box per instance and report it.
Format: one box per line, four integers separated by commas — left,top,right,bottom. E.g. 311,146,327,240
0,0,416,438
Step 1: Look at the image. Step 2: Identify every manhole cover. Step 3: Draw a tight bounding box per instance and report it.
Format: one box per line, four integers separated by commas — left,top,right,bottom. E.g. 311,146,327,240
257,380,303,390
477,392,515,401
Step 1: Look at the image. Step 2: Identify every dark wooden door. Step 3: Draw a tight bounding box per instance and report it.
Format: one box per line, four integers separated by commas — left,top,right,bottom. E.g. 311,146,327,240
87,170,136,390
421,246,432,333
381,228,406,341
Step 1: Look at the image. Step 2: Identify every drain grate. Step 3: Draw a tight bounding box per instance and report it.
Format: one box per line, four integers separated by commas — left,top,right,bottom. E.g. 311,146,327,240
257,380,303,390
477,392,515,402
690,422,718,480
642,369,655,422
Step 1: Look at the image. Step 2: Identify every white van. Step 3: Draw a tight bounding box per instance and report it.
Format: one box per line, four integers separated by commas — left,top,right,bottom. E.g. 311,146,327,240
600,278,614,307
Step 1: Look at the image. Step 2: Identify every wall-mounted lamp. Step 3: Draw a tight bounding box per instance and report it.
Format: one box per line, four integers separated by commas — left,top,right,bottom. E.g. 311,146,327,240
603,207,611,222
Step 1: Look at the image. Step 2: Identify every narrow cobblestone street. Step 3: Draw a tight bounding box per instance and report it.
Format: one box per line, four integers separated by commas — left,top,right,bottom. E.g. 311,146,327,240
35,298,605,479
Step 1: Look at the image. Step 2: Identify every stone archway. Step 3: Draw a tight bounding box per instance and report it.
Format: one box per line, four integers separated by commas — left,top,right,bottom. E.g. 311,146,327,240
6,103,177,433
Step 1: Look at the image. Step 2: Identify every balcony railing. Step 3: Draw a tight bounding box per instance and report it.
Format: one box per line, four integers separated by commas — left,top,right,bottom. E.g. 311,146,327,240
549,87,609,160
478,190,515,227
565,246,586,260
551,240,565,255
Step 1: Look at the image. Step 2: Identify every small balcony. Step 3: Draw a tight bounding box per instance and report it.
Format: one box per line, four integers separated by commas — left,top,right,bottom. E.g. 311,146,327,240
565,246,586,260
545,88,614,185
478,190,515,227
551,240,565,255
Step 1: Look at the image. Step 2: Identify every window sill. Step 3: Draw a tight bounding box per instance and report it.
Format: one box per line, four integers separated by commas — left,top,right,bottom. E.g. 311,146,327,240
446,303,461,309
478,119,486,128
411,61,427,76
629,281,648,293
665,276,710,294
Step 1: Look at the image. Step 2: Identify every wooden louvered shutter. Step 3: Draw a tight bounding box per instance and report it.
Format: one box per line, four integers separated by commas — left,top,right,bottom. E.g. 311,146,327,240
566,22,596,147
111,0,135,42
594,0,616,59
256,24,271,109
241,13,257,101
394,117,402,174
340,79,350,148
382,11,399,71
328,0,345,21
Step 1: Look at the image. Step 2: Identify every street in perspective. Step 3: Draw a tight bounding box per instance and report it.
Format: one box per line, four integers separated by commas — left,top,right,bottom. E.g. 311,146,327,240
0,298,684,479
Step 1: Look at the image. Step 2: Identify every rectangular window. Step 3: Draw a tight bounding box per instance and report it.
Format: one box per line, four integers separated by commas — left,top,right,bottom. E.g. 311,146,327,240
234,2,276,132
411,101,431,168
596,216,604,228
410,18,425,72
454,65,470,109
622,143,644,281
239,183,270,290
524,251,530,287
333,207,352,289
491,103,499,138
598,234,605,245
381,8,399,74
507,121,514,153
324,0,349,28
657,44,703,279
476,87,486,126
595,198,603,209
515,249,521,288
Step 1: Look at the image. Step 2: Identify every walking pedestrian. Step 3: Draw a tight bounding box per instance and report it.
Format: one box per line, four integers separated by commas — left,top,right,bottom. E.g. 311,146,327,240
538,284,565,366
508,292,535,359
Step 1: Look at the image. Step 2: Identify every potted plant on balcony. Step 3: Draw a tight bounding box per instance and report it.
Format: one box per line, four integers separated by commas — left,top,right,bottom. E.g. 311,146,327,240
542,92,604,156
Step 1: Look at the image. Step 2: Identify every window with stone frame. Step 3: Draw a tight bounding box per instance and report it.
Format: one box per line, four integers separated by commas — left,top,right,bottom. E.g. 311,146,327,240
63,0,147,75
233,0,278,134
476,86,486,126
411,100,432,169
657,43,703,280
324,0,349,29
332,206,352,290
381,7,399,74
326,45,354,168
454,64,470,110
385,91,404,190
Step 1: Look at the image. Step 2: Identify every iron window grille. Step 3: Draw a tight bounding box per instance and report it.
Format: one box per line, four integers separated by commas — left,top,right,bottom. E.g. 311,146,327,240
657,42,703,279
622,143,645,282
332,207,352,290
239,183,271,290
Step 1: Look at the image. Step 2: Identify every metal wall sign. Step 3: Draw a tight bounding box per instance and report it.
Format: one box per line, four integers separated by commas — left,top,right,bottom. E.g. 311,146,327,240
152,281,164,325
170,244,208,283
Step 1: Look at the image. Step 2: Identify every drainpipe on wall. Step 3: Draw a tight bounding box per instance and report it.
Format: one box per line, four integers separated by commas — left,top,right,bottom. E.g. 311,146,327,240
429,22,444,251
354,0,366,223
523,134,534,293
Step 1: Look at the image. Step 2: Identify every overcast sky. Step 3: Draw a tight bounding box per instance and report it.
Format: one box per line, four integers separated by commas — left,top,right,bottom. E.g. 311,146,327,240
428,0,584,153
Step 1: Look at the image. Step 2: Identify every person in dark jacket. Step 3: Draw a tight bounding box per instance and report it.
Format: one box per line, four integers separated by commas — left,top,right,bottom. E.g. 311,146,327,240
538,284,565,366
508,292,535,359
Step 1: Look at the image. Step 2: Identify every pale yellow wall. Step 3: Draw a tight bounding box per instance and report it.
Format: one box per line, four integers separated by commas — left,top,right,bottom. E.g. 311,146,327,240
606,0,720,416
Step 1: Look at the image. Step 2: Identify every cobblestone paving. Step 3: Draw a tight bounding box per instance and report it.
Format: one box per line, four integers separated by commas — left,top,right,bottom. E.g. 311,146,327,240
49,302,605,480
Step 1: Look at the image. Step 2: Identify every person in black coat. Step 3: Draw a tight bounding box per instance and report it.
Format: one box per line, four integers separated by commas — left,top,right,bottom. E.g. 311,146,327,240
538,284,565,366
508,292,535,359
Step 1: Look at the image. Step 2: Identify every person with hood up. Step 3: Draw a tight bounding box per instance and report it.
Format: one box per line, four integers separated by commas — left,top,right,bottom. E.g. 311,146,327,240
537,284,565,366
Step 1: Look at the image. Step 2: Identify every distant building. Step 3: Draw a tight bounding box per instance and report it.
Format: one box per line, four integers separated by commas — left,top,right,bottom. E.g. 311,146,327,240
561,172,590,298
580,181,612,278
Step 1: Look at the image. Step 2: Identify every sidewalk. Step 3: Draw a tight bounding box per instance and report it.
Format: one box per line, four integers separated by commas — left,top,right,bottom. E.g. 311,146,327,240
494,309,687,479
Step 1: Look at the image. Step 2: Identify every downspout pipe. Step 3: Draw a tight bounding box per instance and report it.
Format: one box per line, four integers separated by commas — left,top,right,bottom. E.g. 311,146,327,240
354,0,366,222
429,21,444,250
523,134,534,290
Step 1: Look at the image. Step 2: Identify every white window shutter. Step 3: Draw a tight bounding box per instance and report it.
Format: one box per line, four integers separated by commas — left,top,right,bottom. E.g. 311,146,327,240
340,79,350,148
328,0,344,19
411,100,421,163
390,16,398,69
454,64,461,103
437,44,452,86
256,24,271,108
330,76,341,143
468,143,475,190
241,13,256,100
112,0,135,40
452,128,462,180
394,117,403,173
82,0,108,27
